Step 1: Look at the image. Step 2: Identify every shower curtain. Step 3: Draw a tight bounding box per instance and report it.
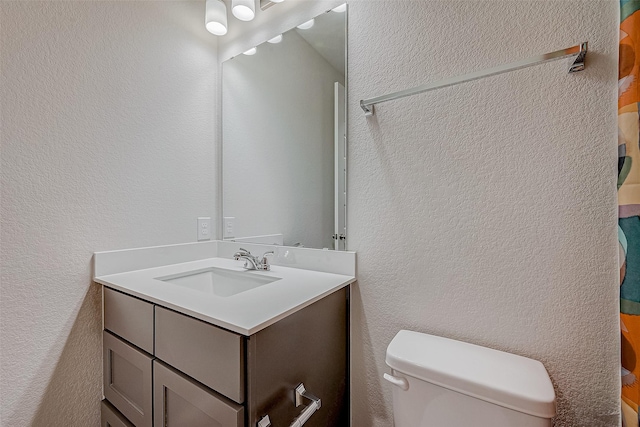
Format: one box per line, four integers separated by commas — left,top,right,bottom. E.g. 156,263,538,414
620,2,640,426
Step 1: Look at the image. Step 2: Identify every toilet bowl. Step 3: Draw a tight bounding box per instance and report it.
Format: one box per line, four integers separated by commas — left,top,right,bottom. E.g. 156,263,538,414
385,330,556,427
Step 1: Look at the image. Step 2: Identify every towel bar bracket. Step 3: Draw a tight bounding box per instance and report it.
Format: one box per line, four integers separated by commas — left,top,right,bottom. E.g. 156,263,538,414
569,42,588,73
360,100,374,117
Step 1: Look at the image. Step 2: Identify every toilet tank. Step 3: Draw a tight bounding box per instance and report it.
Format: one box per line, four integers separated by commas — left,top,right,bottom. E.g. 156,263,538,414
385,330,556,427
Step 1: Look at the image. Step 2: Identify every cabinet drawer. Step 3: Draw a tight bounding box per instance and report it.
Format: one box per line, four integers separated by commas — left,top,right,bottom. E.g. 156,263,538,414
155,306,245,403
101,400,134,427
104,287,154,354
154,361,244,427
103,331,153,427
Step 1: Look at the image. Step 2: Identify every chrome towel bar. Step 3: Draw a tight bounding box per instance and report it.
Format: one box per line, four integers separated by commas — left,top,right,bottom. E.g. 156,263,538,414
360,42,588,116
290,383,321,427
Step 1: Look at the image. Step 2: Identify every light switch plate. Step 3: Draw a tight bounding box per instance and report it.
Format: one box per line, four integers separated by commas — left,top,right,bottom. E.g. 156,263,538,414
197,217,211,241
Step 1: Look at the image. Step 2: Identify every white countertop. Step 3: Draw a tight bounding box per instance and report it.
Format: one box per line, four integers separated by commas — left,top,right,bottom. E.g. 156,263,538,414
95,256,355,336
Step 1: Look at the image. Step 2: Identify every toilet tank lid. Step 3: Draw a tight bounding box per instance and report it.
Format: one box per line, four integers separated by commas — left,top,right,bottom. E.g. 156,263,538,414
386,330,556,419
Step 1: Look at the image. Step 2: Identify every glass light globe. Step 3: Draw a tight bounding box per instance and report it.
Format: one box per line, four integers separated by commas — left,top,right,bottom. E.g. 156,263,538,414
205,0,227,35
232,0,255,21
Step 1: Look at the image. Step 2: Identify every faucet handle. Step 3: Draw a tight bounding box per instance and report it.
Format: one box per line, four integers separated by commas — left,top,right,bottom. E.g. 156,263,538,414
234,248,251,258
261,251,274,270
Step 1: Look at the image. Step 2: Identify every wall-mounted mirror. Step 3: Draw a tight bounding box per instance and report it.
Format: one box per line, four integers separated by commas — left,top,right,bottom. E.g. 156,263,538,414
222,7,347,250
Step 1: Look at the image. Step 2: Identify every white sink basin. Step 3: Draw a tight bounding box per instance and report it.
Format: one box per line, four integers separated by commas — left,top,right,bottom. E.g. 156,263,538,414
156,267,280,297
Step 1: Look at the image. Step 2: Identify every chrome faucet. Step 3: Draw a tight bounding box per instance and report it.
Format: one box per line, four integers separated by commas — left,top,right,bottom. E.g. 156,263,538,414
233,248,274,271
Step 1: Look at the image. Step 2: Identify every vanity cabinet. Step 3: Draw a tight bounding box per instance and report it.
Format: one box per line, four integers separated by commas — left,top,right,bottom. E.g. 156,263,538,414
101,286,348,427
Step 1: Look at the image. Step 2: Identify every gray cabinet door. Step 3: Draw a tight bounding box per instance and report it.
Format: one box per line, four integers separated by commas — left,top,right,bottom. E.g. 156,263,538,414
103,331,153,427
153,360,244,427
155,306,245,403
101,400,134,427
104,287,154,354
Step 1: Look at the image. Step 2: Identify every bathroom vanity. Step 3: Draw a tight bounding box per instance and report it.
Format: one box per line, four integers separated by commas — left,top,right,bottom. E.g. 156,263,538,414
92,3,352,425
94,241,356,427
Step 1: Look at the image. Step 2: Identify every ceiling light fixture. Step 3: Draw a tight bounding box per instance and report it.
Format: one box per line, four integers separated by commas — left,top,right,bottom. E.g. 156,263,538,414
267,34,283,44
297,19,315,30
207,0,286,37
232,0,256,21
205,0,228,35
243,47,258,55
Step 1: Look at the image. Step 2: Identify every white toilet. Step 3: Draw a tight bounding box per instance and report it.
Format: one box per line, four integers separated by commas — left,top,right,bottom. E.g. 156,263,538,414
385,330,556,427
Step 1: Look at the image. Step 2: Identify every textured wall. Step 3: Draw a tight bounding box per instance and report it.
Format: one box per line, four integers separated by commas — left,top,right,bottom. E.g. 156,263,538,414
223,30,343,248
347,1,620,426
0,2,218,425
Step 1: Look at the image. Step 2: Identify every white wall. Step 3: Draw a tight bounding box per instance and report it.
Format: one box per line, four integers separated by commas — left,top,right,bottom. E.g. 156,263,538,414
348,1,620,426
223,30,343,248
0,2,218,425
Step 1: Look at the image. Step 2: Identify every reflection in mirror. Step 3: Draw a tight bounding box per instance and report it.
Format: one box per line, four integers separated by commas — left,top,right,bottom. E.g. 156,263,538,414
222,7,346,250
